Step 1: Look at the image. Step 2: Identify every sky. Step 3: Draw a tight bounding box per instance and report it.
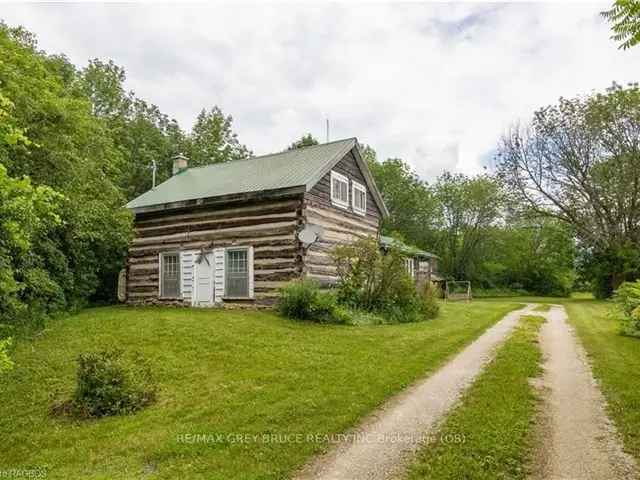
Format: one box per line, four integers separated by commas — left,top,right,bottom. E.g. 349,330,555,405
2,2,639,180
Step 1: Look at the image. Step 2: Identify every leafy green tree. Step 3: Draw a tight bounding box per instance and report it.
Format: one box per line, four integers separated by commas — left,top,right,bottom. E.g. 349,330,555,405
80,60,187,199
482,218,576,296
368,156,440,250
186,107,251,167
0,23,132,313
498,83,640,297
433,173,503,281
602,0,640,49
0,164,64,324
287,133,319,150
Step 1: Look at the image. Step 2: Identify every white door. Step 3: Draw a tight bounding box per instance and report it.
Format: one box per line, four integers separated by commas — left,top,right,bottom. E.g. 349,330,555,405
194,254,214,307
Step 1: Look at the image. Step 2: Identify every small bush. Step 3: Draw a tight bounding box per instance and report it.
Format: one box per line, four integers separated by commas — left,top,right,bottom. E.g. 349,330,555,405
52,348,157,418
419,282,440,320
614,281,640,336
332,237,439,323
277,280,346,324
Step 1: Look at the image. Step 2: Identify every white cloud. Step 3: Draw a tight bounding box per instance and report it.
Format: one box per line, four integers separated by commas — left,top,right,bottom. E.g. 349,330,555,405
2,2,638,180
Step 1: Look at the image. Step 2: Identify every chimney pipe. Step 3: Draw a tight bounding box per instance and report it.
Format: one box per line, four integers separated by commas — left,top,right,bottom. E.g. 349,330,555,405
172,153,188,175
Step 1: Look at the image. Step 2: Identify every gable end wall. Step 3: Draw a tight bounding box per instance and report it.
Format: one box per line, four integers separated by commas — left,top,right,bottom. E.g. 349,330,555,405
303,151,382,285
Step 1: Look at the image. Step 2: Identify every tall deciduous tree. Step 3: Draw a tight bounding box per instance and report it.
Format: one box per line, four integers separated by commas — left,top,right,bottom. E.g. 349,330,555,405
497,83,640,296
367,156,440,250
434,172,503,281
80,59,187,199
0,22,132,313
602,0,640,49
186,107,251,167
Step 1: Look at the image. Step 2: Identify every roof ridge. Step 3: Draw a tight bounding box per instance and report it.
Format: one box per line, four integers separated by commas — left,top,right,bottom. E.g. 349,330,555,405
185,137,357,172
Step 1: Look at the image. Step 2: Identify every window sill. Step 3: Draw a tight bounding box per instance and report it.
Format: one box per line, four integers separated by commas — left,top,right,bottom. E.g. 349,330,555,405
222,296,255,301
331,200,350,210
353,208,366,216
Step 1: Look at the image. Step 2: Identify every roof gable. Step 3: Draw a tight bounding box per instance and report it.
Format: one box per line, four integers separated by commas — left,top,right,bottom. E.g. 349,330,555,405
126,137,388,217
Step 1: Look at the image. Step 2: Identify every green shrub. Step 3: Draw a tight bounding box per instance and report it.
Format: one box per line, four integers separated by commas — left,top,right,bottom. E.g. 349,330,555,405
332,237,439,323
277,280,346,324
419,282,440,320
52,348,157,418
614,281,640,336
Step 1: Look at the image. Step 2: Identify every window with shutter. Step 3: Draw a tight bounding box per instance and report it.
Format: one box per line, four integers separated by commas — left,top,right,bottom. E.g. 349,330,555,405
225,248,249,297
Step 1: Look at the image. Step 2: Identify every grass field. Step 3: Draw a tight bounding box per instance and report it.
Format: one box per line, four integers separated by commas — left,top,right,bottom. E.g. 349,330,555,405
0,301,518,480
406,314,545,480
564,299,640,462
477,295,640,466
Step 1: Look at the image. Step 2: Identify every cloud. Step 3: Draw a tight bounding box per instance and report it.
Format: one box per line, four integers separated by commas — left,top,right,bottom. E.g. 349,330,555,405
2,2,638,180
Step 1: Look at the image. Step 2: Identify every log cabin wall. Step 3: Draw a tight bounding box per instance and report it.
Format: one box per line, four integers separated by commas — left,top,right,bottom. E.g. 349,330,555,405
303,151,382,284
126,195,304,306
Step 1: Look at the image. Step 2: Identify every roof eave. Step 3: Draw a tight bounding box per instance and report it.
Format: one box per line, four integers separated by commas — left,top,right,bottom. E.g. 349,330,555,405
127,185,306,216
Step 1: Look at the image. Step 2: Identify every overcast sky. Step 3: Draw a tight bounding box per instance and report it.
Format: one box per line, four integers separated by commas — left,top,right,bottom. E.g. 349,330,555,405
2,2,639,179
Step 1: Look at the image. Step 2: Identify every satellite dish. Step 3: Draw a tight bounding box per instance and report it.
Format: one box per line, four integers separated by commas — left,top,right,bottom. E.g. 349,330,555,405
298,227,318,246
308,224,325,238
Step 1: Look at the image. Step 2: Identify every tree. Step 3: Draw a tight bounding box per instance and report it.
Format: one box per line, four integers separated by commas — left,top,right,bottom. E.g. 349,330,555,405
368,156,440,250
186,107,251,167
0,164,64,325
482,217,576,296
0,23,133,313
288,133,319,150
602,0,640,49
433,172,503,281
497,83,640,296
80,60,187,199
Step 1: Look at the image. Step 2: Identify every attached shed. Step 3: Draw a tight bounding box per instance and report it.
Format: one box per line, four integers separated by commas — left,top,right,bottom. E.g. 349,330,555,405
379,235,441,286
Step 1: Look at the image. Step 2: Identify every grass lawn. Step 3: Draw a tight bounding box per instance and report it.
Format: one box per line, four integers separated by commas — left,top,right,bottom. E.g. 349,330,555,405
563,299,640,462
406,314,545,480
0,300,518,480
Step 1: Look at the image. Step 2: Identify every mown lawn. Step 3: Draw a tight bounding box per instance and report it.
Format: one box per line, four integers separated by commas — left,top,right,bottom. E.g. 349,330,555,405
564,299,640,462
406,314,545,480
0,301,518,480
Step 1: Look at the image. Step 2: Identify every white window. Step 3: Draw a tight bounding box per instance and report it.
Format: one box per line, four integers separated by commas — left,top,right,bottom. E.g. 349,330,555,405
404,258,415,278
330,171,349,209
160,252,181,298
352,181,367,215
225,248,250,298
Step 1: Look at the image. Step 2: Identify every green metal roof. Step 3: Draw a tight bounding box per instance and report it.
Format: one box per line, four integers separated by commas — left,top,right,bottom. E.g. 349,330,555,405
379,235,438,258
126,137,387,216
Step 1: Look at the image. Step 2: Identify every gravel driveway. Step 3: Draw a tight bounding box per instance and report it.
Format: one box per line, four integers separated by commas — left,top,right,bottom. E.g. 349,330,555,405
295,304,536,480
529,305,638,480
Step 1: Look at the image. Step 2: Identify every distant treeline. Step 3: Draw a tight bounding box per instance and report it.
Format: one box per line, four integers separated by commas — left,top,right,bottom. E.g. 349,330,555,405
1,22,638,330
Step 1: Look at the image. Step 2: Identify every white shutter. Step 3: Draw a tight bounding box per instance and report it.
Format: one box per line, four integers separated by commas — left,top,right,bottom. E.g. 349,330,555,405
213,248,225,303
181,250,195,304
248,246,254,299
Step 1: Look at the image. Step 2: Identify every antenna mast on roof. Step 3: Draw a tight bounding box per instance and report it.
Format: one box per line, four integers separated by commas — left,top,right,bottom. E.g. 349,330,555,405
326,118,330,143
150,159,157,189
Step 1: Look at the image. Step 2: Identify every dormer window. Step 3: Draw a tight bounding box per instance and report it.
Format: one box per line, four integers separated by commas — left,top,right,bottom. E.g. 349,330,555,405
330,171,349,209
352,181,367,215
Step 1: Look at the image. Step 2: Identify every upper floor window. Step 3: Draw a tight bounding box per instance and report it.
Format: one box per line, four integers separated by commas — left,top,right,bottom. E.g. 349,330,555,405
352,181,367,215
330,171,349,209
